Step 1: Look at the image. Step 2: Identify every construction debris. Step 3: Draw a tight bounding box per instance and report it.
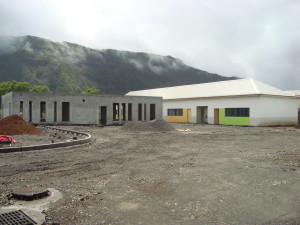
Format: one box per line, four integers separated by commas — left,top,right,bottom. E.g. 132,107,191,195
0,115,41,135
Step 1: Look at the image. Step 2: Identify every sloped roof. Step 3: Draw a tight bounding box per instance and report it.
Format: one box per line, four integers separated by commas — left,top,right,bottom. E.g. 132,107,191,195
126,78,294,100
287,90,300,96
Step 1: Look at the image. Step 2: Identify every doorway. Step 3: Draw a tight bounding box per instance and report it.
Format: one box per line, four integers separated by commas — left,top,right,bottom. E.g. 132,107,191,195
40,101,46,122
214,108,219,125
54,102,57,122
62,102,70,122
150,104,156,120
29,101,32,122
121,103,126,121
99,106,107,125
113,103,119,121
138,104,142,121
197,106,208,123
128,103,132,121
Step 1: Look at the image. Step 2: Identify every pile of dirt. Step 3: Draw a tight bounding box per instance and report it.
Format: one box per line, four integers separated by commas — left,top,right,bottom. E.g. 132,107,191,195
0,115,41,135
121,120,175,132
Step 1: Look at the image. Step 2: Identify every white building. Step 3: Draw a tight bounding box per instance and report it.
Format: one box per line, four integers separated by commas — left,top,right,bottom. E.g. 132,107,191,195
127,78,298,126
287,90,300,124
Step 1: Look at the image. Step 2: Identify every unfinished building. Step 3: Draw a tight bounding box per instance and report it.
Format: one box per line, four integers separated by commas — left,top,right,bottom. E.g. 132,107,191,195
1,92,162,125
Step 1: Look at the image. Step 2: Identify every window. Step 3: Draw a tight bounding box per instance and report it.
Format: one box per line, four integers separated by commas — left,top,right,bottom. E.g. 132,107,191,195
168,109,183,116
225,108,249,117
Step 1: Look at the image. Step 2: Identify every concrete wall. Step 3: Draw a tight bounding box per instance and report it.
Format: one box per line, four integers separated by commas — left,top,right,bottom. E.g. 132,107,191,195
162,95,298,126
1,93,13,118
1,92,162,125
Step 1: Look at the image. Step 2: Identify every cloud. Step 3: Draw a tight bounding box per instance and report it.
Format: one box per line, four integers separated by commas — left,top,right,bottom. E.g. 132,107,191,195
0,0,299,89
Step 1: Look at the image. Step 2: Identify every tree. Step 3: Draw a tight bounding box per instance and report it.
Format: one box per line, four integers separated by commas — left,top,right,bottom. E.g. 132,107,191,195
0,80,30,96
81,87,101,94
0,81,49,96
30,85,49,93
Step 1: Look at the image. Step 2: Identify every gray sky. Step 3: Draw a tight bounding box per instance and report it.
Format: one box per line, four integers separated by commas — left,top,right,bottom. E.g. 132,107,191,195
0,0,299,90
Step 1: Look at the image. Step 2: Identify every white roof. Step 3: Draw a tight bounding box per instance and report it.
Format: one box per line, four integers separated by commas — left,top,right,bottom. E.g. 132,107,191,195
287,90,300,96
126,78,294,100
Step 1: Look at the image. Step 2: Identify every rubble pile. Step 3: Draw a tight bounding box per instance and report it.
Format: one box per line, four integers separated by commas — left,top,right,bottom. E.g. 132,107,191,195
121,120,175,132
0,115,41,135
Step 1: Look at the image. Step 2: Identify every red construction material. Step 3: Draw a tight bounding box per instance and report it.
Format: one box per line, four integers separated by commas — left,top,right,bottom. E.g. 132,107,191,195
0,135,16,143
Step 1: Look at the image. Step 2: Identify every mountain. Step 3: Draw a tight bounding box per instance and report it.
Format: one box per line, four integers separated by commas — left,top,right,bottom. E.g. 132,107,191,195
0,35,238,94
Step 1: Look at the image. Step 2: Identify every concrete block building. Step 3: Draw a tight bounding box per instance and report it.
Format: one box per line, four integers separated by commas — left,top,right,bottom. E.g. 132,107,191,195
1,92,162,125
127,79,298,126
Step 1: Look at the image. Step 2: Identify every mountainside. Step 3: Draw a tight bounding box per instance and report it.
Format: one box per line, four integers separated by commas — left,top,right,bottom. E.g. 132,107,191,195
0,35,237,94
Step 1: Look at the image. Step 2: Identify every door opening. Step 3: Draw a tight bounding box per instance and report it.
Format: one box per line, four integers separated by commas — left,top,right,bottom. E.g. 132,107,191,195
29,101,32,122
197,106,208,124
150,104,156,120
19,101,23,118
54,102,57,122
121,103,126,121
138,104,142,121
113,103,119,121
128,103,132,121
99,106,107,125
62,102,70,122
40,101,46,122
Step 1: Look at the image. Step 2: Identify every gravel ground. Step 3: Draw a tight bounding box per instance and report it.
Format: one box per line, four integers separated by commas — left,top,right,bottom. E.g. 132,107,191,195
0,127,78,147
0,124,300,225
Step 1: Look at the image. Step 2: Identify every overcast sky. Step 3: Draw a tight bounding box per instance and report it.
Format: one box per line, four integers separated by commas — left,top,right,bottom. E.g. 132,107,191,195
0,0,299,90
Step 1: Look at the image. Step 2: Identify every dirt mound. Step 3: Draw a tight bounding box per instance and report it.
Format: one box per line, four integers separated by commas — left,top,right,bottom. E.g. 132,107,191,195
0,115,41,135
121,120,175,132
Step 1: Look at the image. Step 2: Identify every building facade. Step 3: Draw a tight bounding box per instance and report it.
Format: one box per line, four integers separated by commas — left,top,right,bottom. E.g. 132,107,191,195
1,92,162,125
127,79,298,126
288,90,300,124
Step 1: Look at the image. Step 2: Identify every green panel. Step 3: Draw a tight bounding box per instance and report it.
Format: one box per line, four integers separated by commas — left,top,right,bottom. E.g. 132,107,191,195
219,108,250,126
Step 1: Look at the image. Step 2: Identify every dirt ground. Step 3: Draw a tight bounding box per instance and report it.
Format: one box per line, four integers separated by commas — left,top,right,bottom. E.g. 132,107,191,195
0,124,300,225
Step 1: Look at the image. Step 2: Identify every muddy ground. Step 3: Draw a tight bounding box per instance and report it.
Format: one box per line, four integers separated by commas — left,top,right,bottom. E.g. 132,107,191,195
0,124,300,225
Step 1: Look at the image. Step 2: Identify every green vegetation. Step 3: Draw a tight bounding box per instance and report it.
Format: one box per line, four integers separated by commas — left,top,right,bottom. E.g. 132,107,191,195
29,85,49,93
0,80,49,96
81,87,101,94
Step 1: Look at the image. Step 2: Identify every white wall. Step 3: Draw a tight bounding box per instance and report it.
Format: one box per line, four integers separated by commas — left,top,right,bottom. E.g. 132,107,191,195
258,96,297,126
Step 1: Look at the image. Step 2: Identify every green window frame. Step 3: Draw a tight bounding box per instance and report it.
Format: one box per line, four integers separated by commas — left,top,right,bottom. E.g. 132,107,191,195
225,108,249,117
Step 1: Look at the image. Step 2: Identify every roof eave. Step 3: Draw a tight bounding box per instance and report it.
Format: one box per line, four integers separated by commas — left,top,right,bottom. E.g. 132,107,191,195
163,93,295,101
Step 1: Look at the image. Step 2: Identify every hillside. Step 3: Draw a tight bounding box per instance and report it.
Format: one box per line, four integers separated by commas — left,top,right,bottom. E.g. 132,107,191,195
0,35,237,94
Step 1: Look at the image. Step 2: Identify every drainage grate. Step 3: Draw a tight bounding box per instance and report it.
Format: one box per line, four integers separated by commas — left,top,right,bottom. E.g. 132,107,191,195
12,187,50,201
0,210,37,225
